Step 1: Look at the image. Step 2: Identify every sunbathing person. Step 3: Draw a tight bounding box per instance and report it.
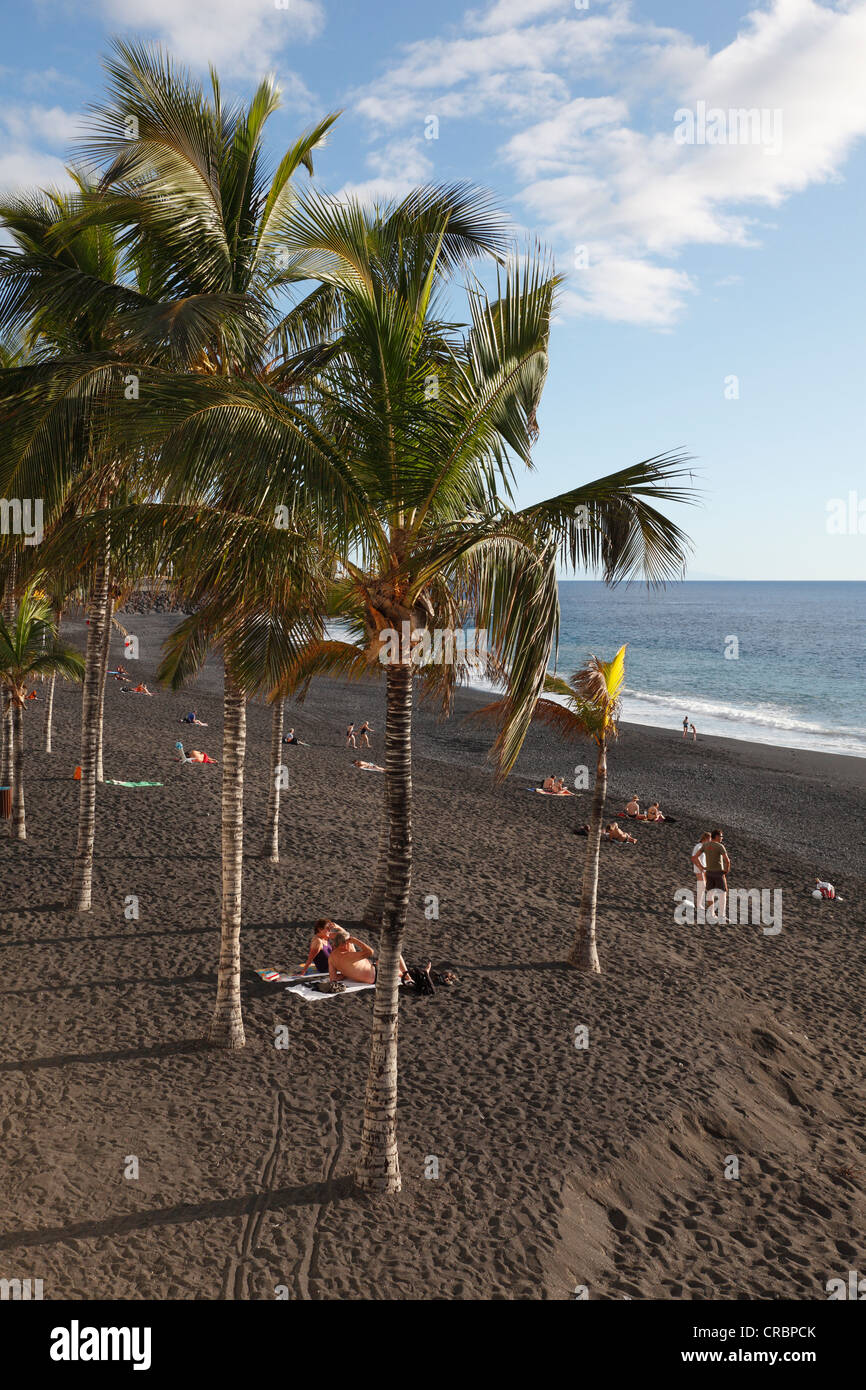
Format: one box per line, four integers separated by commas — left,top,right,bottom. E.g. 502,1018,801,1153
352,758,385,772
122,682,153,696
328,926,411,985
606,822,636,844
645,801,666,821
553,778,573,795
625,795,647,820
282,728,307,746
175,741,216,764
542,775,556,792
299,919,335,975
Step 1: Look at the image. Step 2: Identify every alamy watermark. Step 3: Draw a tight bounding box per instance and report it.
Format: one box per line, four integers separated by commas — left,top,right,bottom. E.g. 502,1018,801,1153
673,886,782,935
378,621,488,667
0,498,43,545
674,101,782,153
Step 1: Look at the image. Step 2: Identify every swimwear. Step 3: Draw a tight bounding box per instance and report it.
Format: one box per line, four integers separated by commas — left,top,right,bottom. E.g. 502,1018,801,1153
706,871,727,891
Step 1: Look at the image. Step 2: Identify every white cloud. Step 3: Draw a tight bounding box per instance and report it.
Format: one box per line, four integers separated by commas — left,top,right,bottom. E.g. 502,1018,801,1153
97,0,325,76
338,137,434,205
351,0,866,327
0,105,85,147
0,151,71,196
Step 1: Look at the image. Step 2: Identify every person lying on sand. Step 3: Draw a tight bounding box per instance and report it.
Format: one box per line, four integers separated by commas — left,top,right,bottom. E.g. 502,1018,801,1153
625,795,647,820
606,822,636,844
26,690,38,700
352,759,385,772
645,802,666,821
299,919,335,974
328,926,412,986
175,741,216,764
121,683,153,696
180,710,208,726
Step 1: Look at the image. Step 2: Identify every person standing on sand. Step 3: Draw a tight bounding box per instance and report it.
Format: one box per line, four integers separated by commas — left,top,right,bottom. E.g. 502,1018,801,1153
691,831,711,915
690,722,697,742
683,716,689,738
346,722,356,748
703,829,730,922
358,720,373,748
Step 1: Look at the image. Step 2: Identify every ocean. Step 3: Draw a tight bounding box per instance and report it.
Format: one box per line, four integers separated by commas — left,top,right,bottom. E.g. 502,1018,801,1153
551,581,866,760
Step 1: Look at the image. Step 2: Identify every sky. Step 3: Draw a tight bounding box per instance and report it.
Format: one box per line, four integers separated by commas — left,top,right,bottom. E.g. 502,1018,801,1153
1,0,864,580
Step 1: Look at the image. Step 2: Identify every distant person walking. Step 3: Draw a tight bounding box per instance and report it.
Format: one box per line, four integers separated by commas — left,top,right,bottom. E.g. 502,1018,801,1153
358,720,373,748
703,829,730,922
346,722,356,748
682,715,689,738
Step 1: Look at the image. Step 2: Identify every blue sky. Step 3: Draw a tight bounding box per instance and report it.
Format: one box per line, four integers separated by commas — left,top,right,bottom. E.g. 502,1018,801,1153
1,0,865,579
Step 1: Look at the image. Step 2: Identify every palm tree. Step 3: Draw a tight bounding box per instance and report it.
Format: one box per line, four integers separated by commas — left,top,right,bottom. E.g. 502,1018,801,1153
530,646,627,973
112,187,693,1191
0,41,336,907
262,697,285,864
0,583,85,839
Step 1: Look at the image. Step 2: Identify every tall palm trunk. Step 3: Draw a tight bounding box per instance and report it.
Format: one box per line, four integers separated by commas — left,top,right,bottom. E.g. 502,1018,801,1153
95,591,113,783
11,700,25,841
72,546,110,911
357,662,413,1194
568,743,606,973
43,609,62,754
262,698,284,863
208,677,247,1049
1,565,15,785
362,805,389,929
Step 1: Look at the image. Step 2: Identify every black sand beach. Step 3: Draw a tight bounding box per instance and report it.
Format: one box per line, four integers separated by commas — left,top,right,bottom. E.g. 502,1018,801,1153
1,613,864,1299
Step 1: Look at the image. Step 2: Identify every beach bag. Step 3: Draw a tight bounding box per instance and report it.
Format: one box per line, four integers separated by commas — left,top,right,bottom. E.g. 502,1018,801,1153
407,966,435,996
314,979,345,994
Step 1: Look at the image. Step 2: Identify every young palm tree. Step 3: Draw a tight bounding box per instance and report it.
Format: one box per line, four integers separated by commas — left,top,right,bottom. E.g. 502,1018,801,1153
0,584,85,839
114,187,693,1191
530,646,627,973
262,697,285,864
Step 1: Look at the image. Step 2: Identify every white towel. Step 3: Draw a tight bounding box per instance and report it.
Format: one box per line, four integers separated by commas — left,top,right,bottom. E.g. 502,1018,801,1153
285,980,375,1002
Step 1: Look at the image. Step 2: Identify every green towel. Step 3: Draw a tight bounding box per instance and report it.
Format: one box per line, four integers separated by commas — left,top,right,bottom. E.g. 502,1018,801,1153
104,779,164,787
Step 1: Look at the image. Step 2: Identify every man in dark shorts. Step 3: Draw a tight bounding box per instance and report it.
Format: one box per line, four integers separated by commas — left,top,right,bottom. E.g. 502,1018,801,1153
703,829,730,922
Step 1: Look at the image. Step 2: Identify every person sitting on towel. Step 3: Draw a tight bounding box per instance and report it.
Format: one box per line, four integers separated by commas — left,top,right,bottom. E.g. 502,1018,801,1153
645,801,666,821
625,795,646,820
328,926,411,986
542,774,556,792
180,709,208,726
282,728,302,745
299,919,335,975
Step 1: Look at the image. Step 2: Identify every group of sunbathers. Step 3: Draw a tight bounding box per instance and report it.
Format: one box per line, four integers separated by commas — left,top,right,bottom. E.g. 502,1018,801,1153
541,775,572,795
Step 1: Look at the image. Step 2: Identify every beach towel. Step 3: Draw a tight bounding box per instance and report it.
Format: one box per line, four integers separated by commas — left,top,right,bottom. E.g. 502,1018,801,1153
285,980,375,1002
255,968,328,984
104,779,164,787
527,787,574,796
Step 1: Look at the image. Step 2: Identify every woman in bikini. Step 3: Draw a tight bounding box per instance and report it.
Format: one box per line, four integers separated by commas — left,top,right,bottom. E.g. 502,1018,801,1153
646,801,666,822
299,919,335,975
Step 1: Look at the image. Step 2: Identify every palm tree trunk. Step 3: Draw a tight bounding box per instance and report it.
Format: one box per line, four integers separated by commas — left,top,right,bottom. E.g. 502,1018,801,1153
362,803,389,929
208,676,247,1049
43,609,62,754
356,662,413,1194
95,591,113,783
72,548,110,911
262,698,283,863
1,566,15,786
11,701,25,841
568,743,606,973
